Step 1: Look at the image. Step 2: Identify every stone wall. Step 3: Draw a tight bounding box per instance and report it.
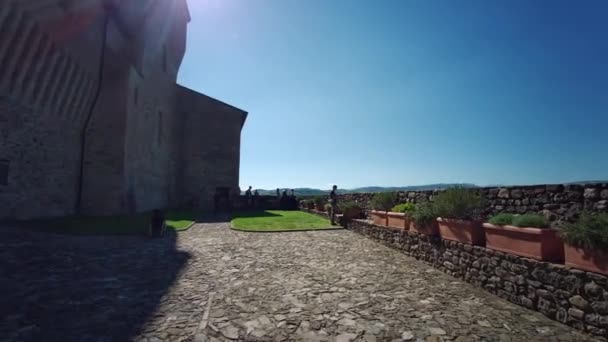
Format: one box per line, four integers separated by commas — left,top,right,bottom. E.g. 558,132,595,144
176,86,247,211
345,219,608,339
0,1,105,219
0,0,232,220
330,184,608,224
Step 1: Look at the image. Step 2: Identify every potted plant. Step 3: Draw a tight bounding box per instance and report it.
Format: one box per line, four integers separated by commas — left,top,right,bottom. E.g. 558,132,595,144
483,213,563,261
409,201,439,236
388,203,415,230
434,188,485,246
561,212,608,276
370,192,397,226
313,196,326,211
306,200,315,210
340,201,362,220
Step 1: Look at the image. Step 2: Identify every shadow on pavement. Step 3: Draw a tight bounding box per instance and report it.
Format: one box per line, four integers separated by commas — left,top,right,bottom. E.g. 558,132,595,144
0,225,190,341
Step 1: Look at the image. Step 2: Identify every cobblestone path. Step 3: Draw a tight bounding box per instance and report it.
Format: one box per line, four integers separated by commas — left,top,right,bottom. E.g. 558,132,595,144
0,222,600,342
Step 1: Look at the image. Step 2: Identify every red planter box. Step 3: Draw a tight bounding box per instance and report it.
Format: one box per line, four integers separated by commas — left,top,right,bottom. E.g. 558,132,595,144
564,244,608,276
483,223,564,261
409,220,439,236
370,210,388,226
437,218,485,246
387,212,410,230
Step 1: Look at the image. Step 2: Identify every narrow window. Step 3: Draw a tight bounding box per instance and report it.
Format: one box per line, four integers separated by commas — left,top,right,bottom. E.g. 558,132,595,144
0,160,9,186
133,87,138,106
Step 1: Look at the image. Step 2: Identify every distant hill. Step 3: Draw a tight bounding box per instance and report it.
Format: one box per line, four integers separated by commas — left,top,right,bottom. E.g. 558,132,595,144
251,183,478,196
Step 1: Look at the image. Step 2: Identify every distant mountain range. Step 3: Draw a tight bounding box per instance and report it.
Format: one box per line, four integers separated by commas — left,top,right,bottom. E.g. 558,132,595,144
252,183,479,196
250,180,607,196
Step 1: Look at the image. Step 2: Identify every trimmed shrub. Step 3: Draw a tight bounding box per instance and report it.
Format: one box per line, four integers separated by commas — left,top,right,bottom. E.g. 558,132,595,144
433,188,484,221
391,203,416,215
561,212,608,250
341,201,362,219
371,192,397,211
313,196,326,208
512,214,549,228
412,201,436,226
488,213,515,226
324,203,333,212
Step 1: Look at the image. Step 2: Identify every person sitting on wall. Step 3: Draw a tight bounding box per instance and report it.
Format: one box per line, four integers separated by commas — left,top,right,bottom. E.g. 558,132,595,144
289,189,298,210
149,209,166,237
245,186,253,208
280,189,289,210
253,190,260,209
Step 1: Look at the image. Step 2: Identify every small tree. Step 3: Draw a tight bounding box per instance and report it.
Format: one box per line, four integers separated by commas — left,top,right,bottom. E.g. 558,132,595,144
371,192,397,211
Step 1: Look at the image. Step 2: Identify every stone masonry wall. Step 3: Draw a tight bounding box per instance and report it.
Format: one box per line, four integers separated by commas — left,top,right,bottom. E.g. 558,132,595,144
345,219,608,339
176,85,247,211
0,1,105,219
330,183,608,224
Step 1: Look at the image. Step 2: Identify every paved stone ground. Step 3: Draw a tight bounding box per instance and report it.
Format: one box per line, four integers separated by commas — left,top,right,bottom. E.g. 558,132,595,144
0,221,601,342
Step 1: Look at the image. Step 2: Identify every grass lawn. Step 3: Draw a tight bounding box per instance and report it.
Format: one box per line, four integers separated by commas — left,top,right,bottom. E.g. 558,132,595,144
21,210,198,235
231,210,341,232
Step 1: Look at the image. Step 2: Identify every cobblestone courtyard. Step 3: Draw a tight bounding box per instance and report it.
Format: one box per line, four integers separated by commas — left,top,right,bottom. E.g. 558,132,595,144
0,221,599,341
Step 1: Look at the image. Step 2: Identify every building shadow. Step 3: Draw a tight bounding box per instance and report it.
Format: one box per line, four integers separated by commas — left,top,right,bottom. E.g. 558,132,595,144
0,225,190,341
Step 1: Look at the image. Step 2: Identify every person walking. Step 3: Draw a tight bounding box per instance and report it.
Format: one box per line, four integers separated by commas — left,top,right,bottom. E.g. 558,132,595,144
329,185,338,225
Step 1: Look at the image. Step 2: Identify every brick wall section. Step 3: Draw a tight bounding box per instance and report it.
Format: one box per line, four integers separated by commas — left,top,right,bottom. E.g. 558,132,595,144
328,184,608,224
345,219,608,339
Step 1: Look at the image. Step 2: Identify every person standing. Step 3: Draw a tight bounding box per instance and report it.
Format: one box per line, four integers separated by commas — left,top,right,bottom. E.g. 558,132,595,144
329,185,338,225
245,186,253,208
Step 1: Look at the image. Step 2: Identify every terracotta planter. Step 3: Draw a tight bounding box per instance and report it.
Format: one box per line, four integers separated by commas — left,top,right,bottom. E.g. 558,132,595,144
409,220,439,236
315,204,325,212
307,203,315,210
437,218,485,246
564,244,608,276
370,210,388,226
483,223,564,261
387,212,410,230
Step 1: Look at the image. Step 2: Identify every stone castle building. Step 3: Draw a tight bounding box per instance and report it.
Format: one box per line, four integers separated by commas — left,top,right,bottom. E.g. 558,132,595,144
0,0,247,219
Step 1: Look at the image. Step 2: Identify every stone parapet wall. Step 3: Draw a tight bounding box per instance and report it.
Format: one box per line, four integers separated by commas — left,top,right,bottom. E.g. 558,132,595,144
326,183,608,224
347,219,608,339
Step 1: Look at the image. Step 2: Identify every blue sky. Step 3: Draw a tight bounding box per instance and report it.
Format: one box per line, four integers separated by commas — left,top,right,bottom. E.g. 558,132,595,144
178,0,608,190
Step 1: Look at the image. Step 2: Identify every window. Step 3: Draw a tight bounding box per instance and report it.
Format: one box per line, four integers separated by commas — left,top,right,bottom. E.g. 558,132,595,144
133,87,138,106
0,160,9,186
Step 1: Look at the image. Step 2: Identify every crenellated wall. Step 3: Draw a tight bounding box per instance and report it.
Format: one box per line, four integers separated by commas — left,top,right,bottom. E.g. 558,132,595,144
327,183,608,224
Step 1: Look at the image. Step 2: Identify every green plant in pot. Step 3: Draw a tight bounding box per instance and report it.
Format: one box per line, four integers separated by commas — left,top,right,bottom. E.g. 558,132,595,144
369,192,397,226
388,202,416,230
561,212,608,275
433,188,485,245
484,213,562,261
340,201,362,220
410,201,439,235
